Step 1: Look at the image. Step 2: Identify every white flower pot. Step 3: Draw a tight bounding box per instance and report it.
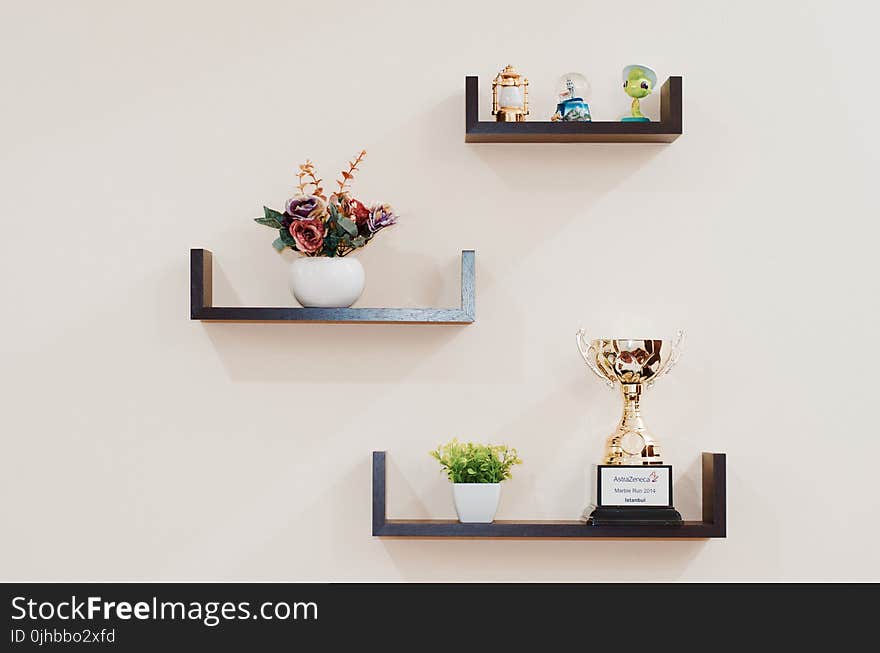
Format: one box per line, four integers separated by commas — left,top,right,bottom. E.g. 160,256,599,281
288,256,365,308
452,483,502,523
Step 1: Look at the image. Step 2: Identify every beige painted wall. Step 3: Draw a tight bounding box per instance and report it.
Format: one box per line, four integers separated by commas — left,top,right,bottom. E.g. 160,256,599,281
1,0,877,581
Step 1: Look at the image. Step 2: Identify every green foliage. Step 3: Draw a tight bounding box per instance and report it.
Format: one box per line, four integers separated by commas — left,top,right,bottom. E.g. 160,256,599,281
279,227,297,249
254,206,285,229
322,231,339,257
321,204,359,257
430,439,522,484
255,216,281,228
253,154,397,257
265,206,285,221
337,215,358,237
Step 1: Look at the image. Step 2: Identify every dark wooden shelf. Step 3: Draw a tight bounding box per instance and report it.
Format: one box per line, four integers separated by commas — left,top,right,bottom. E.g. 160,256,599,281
465,75,682,143
190,249,475,323
372,451,725,539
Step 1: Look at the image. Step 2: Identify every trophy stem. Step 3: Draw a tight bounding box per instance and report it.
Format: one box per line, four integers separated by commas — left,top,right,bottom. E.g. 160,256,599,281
603,383,664,465
621,383,642,417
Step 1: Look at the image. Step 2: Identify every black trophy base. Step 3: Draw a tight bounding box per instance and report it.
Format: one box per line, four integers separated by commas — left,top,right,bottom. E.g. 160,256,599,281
588,506,684,526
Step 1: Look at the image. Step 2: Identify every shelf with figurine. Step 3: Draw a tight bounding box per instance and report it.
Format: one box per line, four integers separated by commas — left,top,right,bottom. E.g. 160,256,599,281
465,65,682,143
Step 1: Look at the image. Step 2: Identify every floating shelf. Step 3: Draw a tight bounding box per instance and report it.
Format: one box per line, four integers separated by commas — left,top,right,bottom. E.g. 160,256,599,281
372,451,725,539
190,249,475,323
465,75,682,143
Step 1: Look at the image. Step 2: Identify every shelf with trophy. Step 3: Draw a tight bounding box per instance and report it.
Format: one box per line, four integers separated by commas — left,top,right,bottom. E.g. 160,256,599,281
372,332,726,539
465,66,683,143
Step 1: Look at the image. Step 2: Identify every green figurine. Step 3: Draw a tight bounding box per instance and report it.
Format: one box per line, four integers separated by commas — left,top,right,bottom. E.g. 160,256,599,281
621,65,657,122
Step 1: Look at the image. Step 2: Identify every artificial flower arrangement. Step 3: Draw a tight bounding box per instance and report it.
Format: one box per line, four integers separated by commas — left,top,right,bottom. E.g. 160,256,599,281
253,150,398,257
431,439,522,524
431,439,522,483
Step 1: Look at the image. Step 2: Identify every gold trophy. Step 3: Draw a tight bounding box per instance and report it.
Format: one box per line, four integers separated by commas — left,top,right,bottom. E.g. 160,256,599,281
576,331,684,465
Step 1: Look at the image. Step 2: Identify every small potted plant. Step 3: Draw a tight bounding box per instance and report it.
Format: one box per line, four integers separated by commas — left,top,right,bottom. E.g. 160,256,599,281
430,439,522,523
253,150,398,308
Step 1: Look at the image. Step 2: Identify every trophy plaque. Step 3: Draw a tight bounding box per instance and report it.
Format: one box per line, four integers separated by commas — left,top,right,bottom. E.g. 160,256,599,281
576,331,685,526
590,464,682,525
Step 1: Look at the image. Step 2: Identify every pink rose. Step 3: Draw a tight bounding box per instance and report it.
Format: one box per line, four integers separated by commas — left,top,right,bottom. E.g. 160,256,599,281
290,218,325,254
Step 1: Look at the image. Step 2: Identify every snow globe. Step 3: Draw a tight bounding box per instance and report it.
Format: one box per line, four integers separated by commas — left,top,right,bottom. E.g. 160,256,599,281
551,72,591,122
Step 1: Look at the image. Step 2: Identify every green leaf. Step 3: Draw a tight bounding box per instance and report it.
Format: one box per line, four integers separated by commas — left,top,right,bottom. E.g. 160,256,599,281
323,232,339,257
264,206,285,221
257,207,286,229
327,203,339,219
255,216,283,229
279,227,297,248
337,215,358,237
271,237,285,252
430,439,522,484
352,235,366,248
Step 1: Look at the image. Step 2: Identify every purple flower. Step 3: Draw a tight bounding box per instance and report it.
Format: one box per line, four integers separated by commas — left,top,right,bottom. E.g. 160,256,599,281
367,203,398,233
285,195,327,220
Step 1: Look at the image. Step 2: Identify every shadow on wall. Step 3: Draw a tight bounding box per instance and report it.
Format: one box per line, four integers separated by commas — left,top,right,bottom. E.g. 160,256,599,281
378,533,706,582
368,93,670,259
386,456,707,581
196,248,528,384
378,457,708,582
673,455,702,524
206,454,706,582
378,90,669,192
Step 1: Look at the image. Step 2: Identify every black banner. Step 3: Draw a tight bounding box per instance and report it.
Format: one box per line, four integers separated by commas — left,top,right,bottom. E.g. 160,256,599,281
1,583,872,649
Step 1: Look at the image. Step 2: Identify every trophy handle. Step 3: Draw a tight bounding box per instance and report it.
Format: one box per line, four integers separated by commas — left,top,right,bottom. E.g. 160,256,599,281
648,329,685,388
576,329,614,390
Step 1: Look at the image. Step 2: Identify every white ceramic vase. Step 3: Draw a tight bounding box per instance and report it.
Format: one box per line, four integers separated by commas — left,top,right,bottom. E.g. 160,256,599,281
288,256,365,308
452,483,502,523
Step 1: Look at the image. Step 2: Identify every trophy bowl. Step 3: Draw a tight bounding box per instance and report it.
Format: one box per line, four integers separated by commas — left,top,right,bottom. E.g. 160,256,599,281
576,331,683,465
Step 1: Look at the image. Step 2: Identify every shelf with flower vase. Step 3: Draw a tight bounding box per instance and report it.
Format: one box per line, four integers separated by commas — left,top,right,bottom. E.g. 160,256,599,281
372,451,726,539
189,248,475,323
465,75,682,143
